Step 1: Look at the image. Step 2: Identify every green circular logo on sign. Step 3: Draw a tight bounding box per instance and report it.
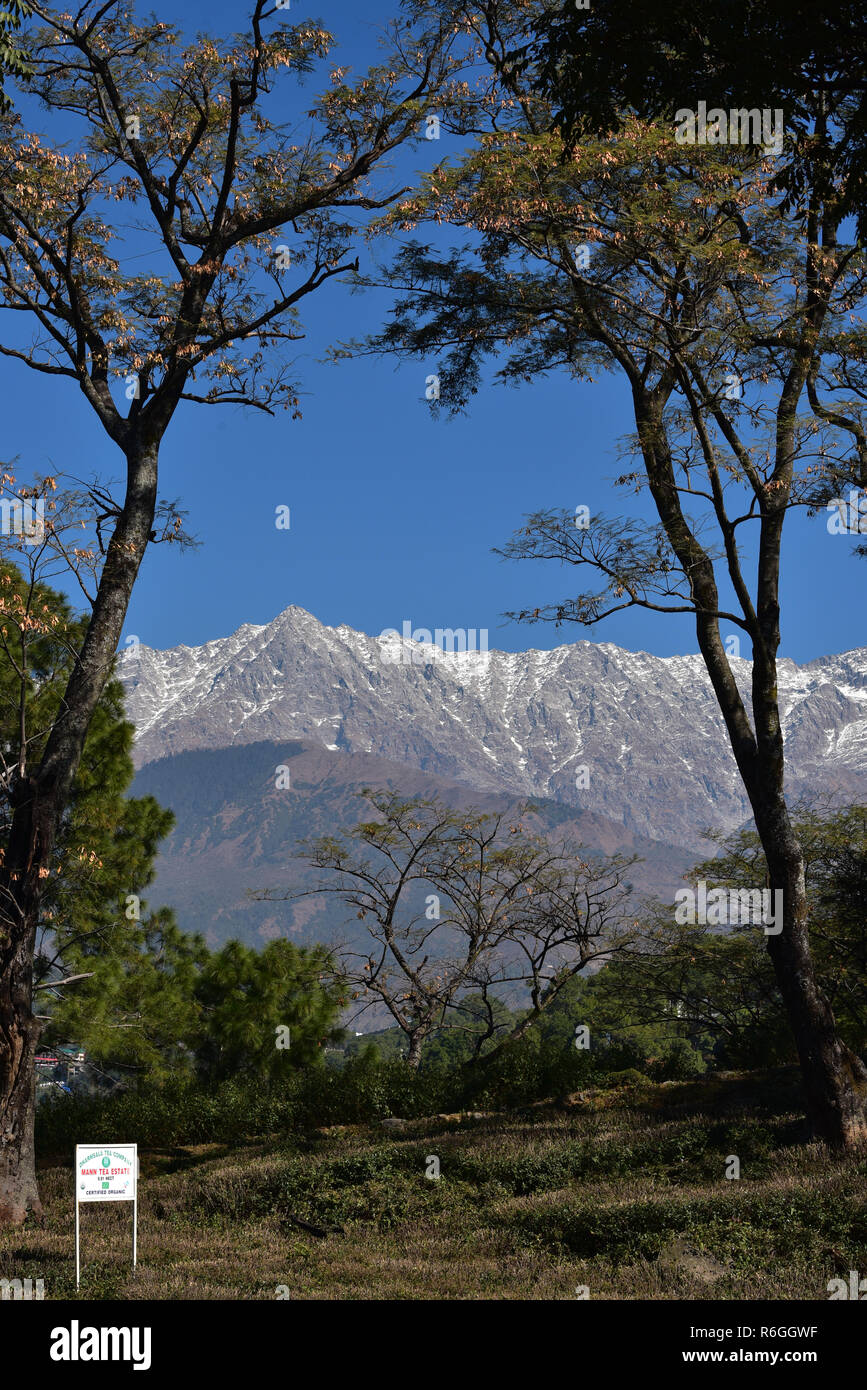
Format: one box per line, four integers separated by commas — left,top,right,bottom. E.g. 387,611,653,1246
101,1157,110,1168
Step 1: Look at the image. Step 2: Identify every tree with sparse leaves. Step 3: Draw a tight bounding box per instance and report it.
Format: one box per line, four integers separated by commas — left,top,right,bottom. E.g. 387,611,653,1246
283,791,638,1069
358,0,867,1148
0,0,461,1223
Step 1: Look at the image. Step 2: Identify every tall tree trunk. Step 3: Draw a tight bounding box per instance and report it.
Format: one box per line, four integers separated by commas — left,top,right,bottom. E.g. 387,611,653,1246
756,797,867,1150
0,766,62,1222
0,440,158,1224
0,865,43,1222
636,392,867,1152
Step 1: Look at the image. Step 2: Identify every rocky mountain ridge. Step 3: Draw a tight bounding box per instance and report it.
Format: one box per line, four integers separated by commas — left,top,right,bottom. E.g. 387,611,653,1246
123,606,867,849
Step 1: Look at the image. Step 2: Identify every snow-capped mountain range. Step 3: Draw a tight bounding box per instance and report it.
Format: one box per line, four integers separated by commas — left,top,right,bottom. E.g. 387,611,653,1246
122,605,867,849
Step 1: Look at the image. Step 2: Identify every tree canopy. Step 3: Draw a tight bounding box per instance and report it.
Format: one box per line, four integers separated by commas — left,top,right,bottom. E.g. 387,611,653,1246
520,0,867,235
354,0,867,1147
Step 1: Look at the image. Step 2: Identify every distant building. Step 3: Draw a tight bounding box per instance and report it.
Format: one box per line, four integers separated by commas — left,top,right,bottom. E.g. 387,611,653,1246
35,1045,87,1099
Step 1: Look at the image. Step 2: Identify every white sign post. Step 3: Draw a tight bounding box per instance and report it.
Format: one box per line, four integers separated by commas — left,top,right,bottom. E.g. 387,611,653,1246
74,1144,138,1289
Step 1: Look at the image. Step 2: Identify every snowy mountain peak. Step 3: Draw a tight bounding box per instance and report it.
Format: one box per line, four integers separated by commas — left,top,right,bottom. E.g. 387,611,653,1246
121,606,867,849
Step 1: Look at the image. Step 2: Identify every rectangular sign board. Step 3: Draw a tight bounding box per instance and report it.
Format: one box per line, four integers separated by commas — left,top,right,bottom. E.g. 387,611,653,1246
76,1144,137,1202
75,1143,137,1287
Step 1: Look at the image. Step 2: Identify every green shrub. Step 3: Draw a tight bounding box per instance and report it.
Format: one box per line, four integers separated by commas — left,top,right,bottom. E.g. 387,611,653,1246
596,1067,652,1090
36,1034,668,1152
649,1040,708,1082
37,1053,455,1150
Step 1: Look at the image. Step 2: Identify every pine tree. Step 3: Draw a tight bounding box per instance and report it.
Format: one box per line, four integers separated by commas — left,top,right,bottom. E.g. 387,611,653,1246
0,559,201,1082
192,938,345,1085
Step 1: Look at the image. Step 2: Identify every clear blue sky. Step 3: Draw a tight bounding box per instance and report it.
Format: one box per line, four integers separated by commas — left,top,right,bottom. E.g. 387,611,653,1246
3,0,864,662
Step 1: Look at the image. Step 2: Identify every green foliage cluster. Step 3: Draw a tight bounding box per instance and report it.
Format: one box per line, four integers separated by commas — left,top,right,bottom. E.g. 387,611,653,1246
0,1,30,109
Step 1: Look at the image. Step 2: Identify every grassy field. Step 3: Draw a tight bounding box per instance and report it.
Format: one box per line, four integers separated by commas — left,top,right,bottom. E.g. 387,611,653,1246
5,1069,867,1301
